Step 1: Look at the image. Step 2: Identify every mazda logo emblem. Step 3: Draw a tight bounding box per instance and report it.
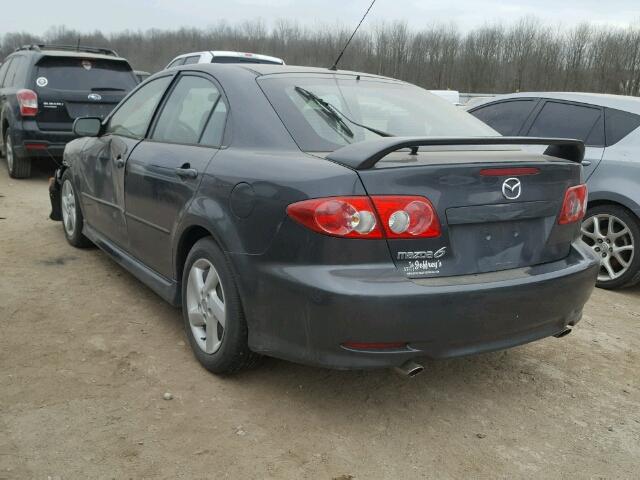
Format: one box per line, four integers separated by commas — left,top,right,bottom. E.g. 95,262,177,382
502,177,522,200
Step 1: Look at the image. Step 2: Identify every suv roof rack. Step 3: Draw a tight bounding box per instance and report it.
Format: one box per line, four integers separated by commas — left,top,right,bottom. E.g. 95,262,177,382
14,44,119,57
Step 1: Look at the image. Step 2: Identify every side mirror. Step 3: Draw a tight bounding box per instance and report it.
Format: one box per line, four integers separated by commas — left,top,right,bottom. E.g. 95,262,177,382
73,117,102,137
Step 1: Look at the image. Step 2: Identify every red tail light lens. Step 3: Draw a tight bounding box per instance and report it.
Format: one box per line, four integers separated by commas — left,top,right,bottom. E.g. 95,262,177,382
286,196,382,238
17,89,38,117
371,196,441,238
558,184,588,224
287,195,441,239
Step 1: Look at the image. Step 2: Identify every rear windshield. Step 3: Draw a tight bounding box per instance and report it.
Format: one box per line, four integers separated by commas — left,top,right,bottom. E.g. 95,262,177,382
212,56,282,65
259,75,496,152
35,57,137,92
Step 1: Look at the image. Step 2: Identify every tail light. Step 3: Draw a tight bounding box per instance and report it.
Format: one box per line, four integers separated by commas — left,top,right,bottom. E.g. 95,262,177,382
286,196,382,238
17,89,38,117
558,184,588,224
286,195,440,239
371,196,441,238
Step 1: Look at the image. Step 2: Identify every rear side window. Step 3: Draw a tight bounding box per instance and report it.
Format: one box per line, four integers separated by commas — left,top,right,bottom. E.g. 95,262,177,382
470,100,537,136
605,108,640,146
183,55,200,65
3,56,27,87
0,58,13,87
107,76,172,138
1,58,17,88
35,57,137,92
151,75,224,145
527,101,603,146
167,58,185,68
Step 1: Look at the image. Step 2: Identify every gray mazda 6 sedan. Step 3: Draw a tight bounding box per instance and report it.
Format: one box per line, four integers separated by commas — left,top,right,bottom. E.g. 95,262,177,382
50,64,599,375
469,92,640,289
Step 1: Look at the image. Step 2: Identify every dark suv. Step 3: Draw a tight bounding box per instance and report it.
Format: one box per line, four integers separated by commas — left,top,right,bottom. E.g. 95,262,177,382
0,44,138,178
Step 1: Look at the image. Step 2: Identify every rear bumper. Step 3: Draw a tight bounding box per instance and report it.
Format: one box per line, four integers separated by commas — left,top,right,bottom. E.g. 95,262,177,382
11,120,75,159
236,241,599,369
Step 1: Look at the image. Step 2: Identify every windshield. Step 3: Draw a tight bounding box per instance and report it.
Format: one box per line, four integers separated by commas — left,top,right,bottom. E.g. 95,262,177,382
259,75,497,152
35,57,137,92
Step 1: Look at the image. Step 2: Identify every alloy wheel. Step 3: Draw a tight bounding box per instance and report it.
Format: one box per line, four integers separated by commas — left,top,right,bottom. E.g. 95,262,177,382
581,214,635,282
186,258,226,354
6,135,13,172
61,180,77,237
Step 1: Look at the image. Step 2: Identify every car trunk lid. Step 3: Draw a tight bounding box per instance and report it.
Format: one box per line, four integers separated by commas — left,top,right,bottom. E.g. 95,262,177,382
326,138,584,279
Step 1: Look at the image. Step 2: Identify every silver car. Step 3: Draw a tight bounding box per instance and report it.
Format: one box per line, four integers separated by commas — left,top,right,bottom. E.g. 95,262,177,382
469,93,640,289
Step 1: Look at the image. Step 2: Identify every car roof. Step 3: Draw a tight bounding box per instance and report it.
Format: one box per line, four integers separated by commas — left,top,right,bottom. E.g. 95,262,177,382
474,91,640,116
8,50,129,63
173,50,284,64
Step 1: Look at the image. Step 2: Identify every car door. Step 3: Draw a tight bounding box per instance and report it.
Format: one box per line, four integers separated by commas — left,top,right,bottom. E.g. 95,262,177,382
78,74,173,248
0,58,15,152
124,72,228,278
523,100,605,180
469,98,541,136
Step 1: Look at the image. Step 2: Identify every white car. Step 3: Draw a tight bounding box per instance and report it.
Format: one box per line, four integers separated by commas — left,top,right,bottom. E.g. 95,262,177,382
166,51,284,69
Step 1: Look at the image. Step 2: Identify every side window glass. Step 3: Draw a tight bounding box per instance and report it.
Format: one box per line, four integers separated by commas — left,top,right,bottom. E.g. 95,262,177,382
151,75,221,145
106,76,172,138
200,100,228,147
168,58,185,68
527,101,602,144
7,57,26,87
2,59,17,88
183,55,201,65
470,100,537,136
605,108,640,146
0,59,12,87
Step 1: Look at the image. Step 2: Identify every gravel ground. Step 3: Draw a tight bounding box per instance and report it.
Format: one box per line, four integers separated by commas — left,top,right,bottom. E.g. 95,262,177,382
0,162,639,479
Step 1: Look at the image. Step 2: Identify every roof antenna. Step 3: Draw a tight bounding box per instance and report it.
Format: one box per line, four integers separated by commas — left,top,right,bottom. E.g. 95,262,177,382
329,0,377,71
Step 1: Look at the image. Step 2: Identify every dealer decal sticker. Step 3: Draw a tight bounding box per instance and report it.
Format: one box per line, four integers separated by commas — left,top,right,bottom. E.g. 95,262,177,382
398,247,447,276
36,76,48,87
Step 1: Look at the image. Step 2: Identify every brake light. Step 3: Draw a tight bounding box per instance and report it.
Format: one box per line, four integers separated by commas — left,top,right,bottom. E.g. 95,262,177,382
371,196,441,238
286,196,382,238
558,184,588,224
286,195,441,239
480,167,539,176
17,89,38,117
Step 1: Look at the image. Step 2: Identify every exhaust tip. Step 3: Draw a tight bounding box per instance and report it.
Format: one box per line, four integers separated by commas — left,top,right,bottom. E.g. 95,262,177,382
394,360,424,378
554,327,572,338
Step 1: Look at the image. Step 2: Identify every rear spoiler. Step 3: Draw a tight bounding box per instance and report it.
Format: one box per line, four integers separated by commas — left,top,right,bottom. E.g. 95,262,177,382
325,137,585,170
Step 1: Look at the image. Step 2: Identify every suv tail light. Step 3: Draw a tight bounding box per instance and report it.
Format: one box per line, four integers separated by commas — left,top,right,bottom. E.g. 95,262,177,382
286,195,441,239
558,184,588,224
17,89,38,117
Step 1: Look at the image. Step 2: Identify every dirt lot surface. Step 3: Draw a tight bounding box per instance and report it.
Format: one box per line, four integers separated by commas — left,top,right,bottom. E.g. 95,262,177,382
1,163,639,480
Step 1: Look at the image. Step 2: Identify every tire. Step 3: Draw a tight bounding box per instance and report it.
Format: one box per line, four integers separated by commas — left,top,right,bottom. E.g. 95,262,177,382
60,170,92,248
4,128,31,179
581,204,640,289
181,237,261,374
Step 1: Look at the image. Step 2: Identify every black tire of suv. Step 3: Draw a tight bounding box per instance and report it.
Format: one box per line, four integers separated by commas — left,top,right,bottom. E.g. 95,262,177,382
5,128,31,179
60,170,92,248
181,238,261,374
585,205,640,290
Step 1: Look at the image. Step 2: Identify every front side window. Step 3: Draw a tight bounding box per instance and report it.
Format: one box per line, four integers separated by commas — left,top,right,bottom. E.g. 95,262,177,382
107,76,172,138
151,75,223,145
259,75,496,152
183,55,201,65
470,100,537,136
527,101,603,146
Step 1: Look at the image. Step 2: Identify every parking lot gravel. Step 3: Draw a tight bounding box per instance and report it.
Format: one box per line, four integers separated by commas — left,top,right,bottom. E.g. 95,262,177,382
1,163,639,479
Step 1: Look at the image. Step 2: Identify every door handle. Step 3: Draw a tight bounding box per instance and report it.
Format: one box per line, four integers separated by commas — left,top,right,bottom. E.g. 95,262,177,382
175,167,198,179
581,160,592,166
115,155,125,168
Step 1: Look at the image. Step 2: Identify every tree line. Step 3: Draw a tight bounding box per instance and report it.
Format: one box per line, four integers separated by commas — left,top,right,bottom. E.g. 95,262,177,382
1,18,640,95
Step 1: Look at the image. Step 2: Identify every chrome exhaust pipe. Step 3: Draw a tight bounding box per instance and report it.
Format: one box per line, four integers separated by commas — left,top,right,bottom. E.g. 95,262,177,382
394,360,424,378
554,327,572,338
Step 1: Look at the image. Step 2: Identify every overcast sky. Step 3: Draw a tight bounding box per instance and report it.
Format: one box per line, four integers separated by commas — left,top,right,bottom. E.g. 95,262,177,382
2,0,640,35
